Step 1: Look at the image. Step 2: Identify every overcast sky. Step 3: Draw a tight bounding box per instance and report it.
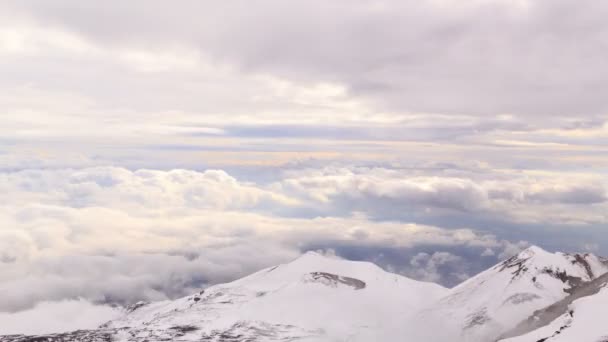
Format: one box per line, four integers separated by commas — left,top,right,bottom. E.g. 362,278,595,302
1,0,607,334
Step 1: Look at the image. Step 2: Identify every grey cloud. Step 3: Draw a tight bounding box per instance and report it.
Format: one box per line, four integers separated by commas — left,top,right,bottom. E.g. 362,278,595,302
211,117,532,142
519,183,607,204
277,167,608,221
407,252,468,284
6,0,608,117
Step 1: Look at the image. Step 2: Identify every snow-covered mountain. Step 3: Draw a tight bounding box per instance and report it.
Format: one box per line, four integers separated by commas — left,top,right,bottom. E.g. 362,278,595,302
398,246,608,342
104,251,447,341
2,246,607,342
0,251,446,342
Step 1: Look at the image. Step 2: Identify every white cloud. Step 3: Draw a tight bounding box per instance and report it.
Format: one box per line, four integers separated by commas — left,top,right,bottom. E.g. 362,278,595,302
406,252,468,284
0,166,525,311
0,167,298,210
481,248,495,257
0,299,120,335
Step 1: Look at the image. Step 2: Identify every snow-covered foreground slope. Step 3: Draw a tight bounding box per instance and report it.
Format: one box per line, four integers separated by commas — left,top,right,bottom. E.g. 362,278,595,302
504,289,608,342
383,246,608,342
2,246,607,342
500,273,608,342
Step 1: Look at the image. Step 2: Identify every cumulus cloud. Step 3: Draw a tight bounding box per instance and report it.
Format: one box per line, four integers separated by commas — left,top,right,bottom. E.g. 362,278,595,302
0,167,298,210
0,166,534,311
276,166,608,224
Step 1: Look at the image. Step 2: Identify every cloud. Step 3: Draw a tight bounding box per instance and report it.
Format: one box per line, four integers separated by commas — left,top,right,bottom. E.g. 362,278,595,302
0,249,296,312
276,166,608,224
0,166,533,311
4,0,608,118
0,167,297,210
0,299,120,335
480,248,495,257
1,163,605,312
0,203,507,310
406,251,468,284
0,0,607,163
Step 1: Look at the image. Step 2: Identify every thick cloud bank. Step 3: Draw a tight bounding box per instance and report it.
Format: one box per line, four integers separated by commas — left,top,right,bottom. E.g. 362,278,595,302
0,300,120,335
2,165,605,317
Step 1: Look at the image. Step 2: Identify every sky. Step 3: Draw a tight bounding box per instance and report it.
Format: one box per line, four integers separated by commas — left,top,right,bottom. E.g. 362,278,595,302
1,0,608,334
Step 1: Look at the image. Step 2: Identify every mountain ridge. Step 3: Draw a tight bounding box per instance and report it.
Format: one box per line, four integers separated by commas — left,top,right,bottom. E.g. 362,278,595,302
2,246,608,342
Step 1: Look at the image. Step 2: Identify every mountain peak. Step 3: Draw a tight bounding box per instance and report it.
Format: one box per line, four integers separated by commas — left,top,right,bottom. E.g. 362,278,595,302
490,245,552,279
284,250,345,270
299,250,335,259
91,250,448,342
286,250,380,274
517,245,550,259
423,244,608,342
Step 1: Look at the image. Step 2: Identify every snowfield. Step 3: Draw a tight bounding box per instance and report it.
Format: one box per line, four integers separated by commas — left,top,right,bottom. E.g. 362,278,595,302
1,246,607,342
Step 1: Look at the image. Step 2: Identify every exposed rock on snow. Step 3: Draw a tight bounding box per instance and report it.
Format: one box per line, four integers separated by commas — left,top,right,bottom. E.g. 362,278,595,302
302,272,366,290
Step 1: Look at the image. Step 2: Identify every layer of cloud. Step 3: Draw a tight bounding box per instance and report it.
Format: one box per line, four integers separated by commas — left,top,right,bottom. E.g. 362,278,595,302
0,0,607,161
0,299,120,335
276,166,608,224
4,0,608,117
1,166,539,312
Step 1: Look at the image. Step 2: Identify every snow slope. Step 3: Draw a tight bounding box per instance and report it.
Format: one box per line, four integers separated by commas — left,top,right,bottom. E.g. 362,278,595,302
501,272,608,342
393,246,608,342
